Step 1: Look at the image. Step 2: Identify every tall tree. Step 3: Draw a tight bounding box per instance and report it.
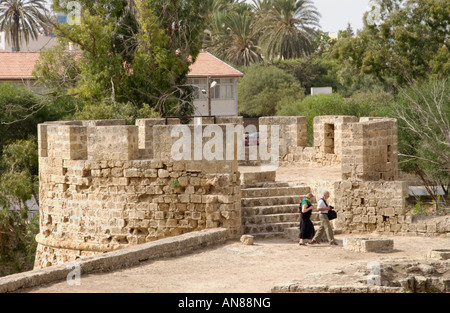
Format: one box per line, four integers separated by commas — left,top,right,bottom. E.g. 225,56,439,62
208,10,263,66
255,0,320,60
332,0,450,85
394,78,450,208
42,0,208,117
0,0,49,51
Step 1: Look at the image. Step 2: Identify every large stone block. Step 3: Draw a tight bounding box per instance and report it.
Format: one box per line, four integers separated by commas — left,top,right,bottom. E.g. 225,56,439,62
87,125,139,161
343,237,394,252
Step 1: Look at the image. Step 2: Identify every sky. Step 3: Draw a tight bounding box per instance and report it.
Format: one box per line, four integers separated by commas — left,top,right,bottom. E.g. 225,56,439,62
311,0,372,33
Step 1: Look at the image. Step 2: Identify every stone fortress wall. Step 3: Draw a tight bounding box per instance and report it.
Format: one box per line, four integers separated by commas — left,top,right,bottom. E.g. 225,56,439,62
35,117,243,269
262,115,447,236
34,115,448,269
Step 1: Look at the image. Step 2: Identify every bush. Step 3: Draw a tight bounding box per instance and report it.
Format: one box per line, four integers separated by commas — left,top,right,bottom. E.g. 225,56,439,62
274,54,344,95
0,139,40,277
0,208,39,276
276,90,396,145
344,90,394,117
72,100,161,125
238,64,305,117
0,83,42,150
393,79,450,207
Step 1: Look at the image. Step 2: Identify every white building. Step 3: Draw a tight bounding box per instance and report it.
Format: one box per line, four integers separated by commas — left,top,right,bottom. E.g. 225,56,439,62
311,87,333,95
0,32,5,50
187,51,244,116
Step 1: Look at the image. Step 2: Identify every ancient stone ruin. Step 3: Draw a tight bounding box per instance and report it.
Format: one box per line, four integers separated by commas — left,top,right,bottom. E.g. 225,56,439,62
34,116,449,269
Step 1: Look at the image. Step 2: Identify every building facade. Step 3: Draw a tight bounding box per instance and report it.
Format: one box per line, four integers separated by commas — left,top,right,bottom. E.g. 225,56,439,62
187,51,244,116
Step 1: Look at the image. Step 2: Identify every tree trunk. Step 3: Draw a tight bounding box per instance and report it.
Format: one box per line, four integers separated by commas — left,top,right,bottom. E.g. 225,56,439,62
13,14,20,52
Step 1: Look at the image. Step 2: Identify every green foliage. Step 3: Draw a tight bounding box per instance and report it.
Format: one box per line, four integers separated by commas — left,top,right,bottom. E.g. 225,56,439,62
237,64,305,117
411,199,426,216
0,140,39,209
170,179,181,189
43,0,207,117
273,53,343,94
2,140,38,175
393,78,450,194
204,0,321,66
276,90,394,145
207,11,263,66
256,0,320,60
73,100,161,125
33,44,81,95
0,140,39,277
0,83,44,151
0,208,39,276
344,89,394,117
332,0,450,85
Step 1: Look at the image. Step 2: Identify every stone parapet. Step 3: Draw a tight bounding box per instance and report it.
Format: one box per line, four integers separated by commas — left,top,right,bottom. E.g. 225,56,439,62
35,119,242,269
2,228,228,293
313,115,359,166
259,116,307,163
341,118,398,181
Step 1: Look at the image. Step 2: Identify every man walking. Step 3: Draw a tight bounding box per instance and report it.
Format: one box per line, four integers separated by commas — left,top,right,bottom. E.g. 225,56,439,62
310,191,338,245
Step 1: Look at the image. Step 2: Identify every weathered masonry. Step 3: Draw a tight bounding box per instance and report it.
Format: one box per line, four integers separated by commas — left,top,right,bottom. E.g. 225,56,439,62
35,118,243,269
34,116,448,269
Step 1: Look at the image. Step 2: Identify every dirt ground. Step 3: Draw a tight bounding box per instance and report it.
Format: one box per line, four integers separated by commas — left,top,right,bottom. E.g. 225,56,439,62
23,234,449,293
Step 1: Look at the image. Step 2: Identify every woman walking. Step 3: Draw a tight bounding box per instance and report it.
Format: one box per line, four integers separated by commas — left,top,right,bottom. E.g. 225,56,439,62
298,193,315,245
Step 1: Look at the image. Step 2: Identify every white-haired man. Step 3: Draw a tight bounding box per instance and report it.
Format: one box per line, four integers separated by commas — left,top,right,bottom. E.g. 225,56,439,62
310,191,338,245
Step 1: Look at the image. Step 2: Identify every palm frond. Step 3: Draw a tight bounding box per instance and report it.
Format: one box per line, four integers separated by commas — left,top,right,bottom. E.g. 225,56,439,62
0,0,49,51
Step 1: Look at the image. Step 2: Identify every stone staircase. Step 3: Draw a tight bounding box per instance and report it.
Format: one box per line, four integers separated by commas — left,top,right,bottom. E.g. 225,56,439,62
241,181,313,238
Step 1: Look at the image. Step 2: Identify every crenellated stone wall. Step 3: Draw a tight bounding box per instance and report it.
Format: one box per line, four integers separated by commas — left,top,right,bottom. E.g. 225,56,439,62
35,119,242,269
313,116,359,166
341,118,398,181
34,115,447,270
259,116,307,163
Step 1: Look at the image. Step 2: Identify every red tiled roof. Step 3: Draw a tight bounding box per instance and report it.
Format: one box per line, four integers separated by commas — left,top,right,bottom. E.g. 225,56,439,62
0,52,41,80
0,50,244,81
187,51,244,78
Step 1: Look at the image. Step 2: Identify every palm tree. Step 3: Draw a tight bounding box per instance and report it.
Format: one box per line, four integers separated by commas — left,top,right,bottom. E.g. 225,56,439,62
252,0,272,14
209,11,263,66
256,0,321,60
0,0,49,52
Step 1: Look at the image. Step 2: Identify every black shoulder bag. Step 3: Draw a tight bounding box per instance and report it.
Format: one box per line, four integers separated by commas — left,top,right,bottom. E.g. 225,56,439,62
322,198,337,220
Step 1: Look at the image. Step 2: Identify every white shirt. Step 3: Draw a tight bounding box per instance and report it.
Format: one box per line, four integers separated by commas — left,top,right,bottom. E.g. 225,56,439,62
317,198,329,214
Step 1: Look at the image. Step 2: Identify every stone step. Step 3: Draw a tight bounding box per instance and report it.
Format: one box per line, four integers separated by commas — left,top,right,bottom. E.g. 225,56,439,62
242,204,300,216
242,181,290,188
242,203,320,214
244,222,299,234
250,232,285,239
241,186,311,198
241,195,303,207
242,206,321,220
243,213,300,225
